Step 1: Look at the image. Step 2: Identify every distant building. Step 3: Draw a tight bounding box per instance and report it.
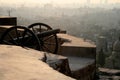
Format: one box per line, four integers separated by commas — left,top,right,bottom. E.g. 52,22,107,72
96,36,107,54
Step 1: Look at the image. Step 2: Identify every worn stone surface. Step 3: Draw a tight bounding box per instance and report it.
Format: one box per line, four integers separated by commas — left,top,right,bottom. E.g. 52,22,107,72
71,62,95,80
99,68,120,80
67,56,94,71
46,53,71,76
99,68,120,75
67,56,95,80
57,33,96,58
0,45,75,80
57,33,96,48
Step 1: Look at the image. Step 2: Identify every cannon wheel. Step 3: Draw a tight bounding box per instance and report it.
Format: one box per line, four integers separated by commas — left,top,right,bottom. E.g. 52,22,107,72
28,23,58,54
0,26,41,50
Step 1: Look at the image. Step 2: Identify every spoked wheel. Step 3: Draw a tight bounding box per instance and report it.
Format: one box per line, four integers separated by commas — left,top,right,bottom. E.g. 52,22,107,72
28,23,58,54
0,26,41,50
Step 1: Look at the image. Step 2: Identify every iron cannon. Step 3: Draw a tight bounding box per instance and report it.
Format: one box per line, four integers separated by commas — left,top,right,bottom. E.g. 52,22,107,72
0,23,60,54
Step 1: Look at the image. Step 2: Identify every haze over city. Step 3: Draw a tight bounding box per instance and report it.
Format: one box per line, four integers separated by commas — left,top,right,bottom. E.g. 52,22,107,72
0,0,120,8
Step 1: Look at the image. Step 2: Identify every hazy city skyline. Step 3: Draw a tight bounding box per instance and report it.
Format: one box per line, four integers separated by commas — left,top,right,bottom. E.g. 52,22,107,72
0,0,120,7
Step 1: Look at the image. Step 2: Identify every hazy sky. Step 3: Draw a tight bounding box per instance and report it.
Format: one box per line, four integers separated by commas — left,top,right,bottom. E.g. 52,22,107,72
1,0,120,7
1,0,120,3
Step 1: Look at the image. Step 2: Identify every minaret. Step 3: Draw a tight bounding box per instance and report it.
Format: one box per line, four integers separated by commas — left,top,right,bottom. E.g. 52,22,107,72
96,36,107,54
96,49,105,67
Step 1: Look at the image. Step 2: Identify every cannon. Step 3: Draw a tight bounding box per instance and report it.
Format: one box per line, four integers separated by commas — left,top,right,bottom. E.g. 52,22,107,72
0,23,60,54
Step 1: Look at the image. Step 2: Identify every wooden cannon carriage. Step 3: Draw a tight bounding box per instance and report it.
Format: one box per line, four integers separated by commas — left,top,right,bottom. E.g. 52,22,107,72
0,23,72,77
0,23,60,54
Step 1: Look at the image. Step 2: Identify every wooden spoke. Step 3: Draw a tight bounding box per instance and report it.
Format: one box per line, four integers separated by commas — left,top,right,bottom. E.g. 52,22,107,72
28,23,58,54
0,26,41,51
44,42,56,45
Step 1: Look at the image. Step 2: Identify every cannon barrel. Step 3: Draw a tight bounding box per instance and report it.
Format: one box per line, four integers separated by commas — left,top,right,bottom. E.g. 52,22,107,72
36,29,60,38
8,29,60,44
10,29,60,41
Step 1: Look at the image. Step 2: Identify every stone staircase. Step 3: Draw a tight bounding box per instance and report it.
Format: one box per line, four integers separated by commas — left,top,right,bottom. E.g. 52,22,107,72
57,33,96,80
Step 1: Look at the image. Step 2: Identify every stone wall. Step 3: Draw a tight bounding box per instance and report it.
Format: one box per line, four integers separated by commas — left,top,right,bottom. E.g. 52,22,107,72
0,17,17,26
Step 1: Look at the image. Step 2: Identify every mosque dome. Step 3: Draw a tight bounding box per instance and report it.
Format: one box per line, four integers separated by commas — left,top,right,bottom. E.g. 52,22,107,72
113,38,120,52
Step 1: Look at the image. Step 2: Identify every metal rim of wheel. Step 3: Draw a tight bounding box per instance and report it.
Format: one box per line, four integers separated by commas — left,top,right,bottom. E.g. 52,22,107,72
28,23,58,54
0,26,41,51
